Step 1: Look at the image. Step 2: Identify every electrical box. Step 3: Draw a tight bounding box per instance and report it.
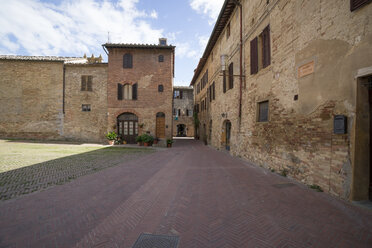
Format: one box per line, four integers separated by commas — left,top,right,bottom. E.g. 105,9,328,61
334,115,347,134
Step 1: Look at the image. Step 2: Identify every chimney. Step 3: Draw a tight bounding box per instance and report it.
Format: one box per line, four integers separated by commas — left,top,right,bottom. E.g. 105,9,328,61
159,38,167,46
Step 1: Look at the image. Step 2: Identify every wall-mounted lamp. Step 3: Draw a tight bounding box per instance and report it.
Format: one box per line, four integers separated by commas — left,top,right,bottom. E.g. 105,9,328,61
221,113,228,118
221,55,228,71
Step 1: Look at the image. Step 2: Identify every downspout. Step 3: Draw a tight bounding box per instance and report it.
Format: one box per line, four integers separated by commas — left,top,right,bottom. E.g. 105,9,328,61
233,0,243,123
63,65,66,114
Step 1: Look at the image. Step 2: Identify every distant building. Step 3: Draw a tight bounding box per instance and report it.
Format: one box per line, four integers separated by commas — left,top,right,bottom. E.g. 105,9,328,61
172,86,194,137
0,39,176,145
191,0,372,201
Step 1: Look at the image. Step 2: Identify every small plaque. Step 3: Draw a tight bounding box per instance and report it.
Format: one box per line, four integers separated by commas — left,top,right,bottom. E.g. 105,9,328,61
334,115,347,134
298,61,315,78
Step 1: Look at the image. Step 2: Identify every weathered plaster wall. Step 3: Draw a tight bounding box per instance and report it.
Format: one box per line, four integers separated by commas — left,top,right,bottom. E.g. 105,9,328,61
64,64,108,143
194,0,372,200
0,60,64,140
107,48,174,142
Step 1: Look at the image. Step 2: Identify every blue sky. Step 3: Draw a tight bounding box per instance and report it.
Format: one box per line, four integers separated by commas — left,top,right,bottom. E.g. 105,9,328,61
0,0,225,86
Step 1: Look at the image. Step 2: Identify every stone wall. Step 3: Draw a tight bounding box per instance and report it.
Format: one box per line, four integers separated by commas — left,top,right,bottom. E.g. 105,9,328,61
0,60,64,140
107,47,174,143
173,87,194,137
193,0,372,200
63,64,108,143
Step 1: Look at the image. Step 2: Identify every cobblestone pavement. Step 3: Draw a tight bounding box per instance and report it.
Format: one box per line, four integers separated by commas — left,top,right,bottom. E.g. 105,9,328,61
0,140,155,200
0,139,371,247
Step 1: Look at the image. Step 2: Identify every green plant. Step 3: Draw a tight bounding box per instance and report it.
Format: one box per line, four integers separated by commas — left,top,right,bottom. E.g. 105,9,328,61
280,169,288,177
310,184,323,192
135,135,143,143
106,131,118,141
166,139,174,145
142,134,154,143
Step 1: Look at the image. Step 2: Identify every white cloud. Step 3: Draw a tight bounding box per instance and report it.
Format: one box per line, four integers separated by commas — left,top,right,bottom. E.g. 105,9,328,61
0,0,163,57
189,0,225,25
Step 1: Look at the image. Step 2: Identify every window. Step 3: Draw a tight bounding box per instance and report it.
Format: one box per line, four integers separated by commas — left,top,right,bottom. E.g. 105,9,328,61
173,108,176,115
223,71,227,93
123,53,133,68
250,25,271,75
212,82,215,100
158,55,164,62
226,22,230,39
258,101,269,122
81,76,93,91
186,109,189,116
158,85,164,92
117,83,137,100
228,63,234,90
82,104,91,112
174,90,183,99
350,0,371,11
178,109,181,116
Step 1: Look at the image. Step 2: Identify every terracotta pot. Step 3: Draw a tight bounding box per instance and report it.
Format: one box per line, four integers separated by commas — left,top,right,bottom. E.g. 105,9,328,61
153,140,158,144
167,143,172,148
144,142,149,147
108,140,114,145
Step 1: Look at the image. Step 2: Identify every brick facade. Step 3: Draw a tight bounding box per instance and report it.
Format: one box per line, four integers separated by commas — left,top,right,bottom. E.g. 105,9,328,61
192,0,372,201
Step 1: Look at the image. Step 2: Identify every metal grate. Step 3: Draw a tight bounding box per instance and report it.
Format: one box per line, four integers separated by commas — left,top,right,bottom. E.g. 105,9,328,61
132,233,179,248
272,183,296,189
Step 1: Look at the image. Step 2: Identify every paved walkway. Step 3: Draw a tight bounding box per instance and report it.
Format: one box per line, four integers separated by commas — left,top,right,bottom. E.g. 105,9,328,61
0,140,371,247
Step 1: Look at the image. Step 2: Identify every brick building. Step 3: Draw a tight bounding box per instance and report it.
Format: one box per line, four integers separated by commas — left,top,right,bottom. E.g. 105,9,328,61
173,86,194,137
191,0,372,201
0,39,175,145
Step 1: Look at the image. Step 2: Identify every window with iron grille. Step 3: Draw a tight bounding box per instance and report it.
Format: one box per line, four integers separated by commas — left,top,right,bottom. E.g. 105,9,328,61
257,101,269,122
81,76,93,91
82,104,91,112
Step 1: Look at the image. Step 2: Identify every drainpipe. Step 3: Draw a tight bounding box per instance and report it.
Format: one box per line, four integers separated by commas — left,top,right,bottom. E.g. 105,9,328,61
233,0,243,122
63,65,66,114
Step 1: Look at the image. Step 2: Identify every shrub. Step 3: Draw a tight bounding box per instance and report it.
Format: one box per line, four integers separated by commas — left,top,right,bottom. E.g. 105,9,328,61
166,139,173,144
142,134,154,143
106,131,117,140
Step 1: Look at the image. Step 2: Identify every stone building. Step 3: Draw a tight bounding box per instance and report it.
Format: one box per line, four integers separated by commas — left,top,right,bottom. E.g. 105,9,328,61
173,86,194,137
191,0,372,201
0,39,175,145
103,40,175,144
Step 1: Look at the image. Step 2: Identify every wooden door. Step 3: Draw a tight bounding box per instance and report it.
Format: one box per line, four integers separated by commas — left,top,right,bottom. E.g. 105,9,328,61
119,120,138,144
156,113,165,138
369,86,372,200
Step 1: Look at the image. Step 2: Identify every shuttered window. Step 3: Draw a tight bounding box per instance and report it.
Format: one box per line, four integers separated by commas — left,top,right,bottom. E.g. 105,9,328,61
250,37,258,75
262,25,271,68
350,0,371,11
82,104,91,112
158,55,164,62
186,109,189,116
158,85,164,92
178,109,181,116
118,83,123,100
180,90,183,99
132,83,138,100
123,53,133,68
81,76,93,91
258,101,269,122
228,63,234,90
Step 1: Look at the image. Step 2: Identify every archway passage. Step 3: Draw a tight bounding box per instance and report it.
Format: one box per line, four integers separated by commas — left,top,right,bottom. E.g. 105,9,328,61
117,113,138,144
156,112,165,138
177,124,186,137
221,120,231,151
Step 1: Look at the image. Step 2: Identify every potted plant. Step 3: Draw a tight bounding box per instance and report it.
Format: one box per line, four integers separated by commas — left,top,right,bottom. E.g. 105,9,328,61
153,137,159,145
166,138,173,148
142,134,154,147
106,131,117,145
136,135,143,146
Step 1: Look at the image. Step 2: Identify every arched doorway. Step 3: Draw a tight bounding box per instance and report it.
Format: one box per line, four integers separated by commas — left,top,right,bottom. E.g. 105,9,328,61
156,112,165,138
177,124,186,137
117,113,138,144
221,120,231,151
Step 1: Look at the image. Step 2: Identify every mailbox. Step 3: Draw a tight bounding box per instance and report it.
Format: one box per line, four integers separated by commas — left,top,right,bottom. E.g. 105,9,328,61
334,115,347,134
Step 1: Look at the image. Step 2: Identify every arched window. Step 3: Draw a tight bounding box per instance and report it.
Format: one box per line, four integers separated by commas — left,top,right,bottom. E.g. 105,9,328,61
158,55,164,62
123,53,133,68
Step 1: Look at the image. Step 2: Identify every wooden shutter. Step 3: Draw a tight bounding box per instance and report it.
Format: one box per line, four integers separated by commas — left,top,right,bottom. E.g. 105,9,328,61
87,76,93,91
350,0,371,11
178,109,181,116
262,25,271,68
186,109,189,116
123,53,133,68
118,83,123,100
180,90,183,99
132,83,138,100
251,37,258,74
212,82,215,100
81,76,87,91
228,63,234,89
223,71,227,93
